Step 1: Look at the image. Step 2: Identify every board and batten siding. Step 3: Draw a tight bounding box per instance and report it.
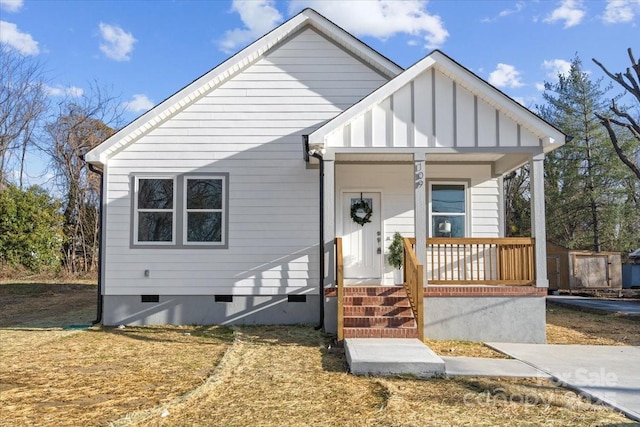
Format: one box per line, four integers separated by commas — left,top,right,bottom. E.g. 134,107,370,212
324,67,543,149
104,28,388,296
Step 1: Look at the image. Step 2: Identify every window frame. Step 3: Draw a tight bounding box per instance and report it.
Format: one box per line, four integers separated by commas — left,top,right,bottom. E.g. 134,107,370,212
183,175,227,247
133,176,177,246
130,173,229,249
428,180,470,238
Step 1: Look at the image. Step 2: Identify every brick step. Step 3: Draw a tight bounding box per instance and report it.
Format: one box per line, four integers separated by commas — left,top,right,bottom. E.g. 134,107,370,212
343,327,419,339
343,305,413,317
343,296,411,307
343,286,407,297
343,316,416,328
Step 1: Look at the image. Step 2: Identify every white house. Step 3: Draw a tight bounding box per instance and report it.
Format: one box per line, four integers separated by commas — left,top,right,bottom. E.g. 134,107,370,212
85,9,565,343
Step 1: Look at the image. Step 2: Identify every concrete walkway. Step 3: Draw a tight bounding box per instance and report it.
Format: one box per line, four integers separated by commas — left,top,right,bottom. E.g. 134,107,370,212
487,343,640,422
548,295,640,316
442,356,550,378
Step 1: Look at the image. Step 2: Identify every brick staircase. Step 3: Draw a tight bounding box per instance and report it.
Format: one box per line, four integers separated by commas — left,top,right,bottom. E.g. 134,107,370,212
342,286,419,338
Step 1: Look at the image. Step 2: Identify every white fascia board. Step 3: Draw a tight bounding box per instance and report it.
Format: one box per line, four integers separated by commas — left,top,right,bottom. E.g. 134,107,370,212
309,56,437,144
85,8,402,166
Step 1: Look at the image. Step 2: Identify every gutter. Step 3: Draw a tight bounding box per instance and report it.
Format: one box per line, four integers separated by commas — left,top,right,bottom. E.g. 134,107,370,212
306,137,325,331
85,160,104,325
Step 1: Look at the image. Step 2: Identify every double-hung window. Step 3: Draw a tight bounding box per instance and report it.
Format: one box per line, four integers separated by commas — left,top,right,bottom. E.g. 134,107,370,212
133,174,228,248
135,177,176,244
184,176,225,245
430,183,467,237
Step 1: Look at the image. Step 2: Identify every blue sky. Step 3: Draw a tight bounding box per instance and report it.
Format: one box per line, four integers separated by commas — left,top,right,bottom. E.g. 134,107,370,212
1,0,639,185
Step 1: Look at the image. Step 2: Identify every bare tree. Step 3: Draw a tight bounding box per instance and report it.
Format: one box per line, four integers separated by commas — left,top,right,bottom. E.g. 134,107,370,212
44,85,120,274
0,44,49,187
593,48,640,180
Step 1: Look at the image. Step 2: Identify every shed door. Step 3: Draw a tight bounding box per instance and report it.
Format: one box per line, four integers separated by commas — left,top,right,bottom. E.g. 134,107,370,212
342,192,382,284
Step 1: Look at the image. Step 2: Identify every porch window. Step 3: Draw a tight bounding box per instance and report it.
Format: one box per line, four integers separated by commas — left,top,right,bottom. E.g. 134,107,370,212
135,177,176,243
430,183,466,237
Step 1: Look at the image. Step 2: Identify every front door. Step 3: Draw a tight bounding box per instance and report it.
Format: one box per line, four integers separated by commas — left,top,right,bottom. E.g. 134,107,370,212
342,192,382,284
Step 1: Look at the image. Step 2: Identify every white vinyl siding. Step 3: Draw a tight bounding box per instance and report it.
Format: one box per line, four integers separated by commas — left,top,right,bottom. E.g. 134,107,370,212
103,28,388,296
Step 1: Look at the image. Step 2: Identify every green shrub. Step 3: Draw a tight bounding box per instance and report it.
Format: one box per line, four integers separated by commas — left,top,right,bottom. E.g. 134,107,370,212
0,184,64,272
387,232,403,270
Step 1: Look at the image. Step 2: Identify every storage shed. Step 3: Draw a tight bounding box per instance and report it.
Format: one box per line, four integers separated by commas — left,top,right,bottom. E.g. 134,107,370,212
622,248,640,289
546,242,622,292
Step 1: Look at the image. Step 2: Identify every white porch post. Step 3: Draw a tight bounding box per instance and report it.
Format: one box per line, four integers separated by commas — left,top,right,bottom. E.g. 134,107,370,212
530,153,549,288
323,155,336,286
414,152,427,284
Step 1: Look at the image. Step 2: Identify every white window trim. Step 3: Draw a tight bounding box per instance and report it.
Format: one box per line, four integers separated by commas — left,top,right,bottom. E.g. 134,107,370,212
131,173,229,249
428,181,470,238
183,175,226,246
133,176,177,246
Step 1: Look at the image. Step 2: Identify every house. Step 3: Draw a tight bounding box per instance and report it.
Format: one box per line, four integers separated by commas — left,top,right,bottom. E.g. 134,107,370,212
84,9,565,343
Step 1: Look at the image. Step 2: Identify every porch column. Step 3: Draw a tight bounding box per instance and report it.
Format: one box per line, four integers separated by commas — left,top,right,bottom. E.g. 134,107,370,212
323,155,336,286
414,152,427,283
530,153,549,288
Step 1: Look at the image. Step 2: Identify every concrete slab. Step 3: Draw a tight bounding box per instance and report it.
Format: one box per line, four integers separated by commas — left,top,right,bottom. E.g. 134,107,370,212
442,356,551,378
344,338,445,377
487,343,640,422
548,296,640,316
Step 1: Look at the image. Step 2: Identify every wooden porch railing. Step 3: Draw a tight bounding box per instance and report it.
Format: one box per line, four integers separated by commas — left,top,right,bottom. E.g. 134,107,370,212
403,238,424,341
409,237,535,285
336,237,344,342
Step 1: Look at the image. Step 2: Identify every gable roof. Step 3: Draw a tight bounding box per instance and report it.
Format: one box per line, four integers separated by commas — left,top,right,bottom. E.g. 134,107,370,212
308,49,566,151
84,8,403,166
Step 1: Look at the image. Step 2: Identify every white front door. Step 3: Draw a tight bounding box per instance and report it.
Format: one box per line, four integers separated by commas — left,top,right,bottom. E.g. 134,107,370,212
342,192,382,284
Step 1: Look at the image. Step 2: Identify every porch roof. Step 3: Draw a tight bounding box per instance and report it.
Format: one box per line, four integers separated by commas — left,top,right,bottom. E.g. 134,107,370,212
308,50,566,161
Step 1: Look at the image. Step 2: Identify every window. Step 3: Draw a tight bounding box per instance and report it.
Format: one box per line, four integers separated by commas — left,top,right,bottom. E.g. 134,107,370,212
135,177,175,244
132,174,228,248
430,183,467,237
184,177,225,245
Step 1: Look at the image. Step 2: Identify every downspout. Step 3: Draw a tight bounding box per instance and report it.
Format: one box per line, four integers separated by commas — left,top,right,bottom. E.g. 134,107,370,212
308,144,325,331
86,160,104,325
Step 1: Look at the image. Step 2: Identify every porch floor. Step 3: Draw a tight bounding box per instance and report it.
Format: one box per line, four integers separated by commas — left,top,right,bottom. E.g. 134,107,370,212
344,338,445,377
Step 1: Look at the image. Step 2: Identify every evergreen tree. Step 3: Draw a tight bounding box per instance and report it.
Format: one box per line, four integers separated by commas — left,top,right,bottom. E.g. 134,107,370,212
540,56,633,252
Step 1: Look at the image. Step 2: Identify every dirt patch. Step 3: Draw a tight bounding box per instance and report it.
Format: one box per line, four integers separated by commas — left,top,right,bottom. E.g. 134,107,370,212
118,326,629,427
0,326,232,426
0,283,97,328
546,303,640,346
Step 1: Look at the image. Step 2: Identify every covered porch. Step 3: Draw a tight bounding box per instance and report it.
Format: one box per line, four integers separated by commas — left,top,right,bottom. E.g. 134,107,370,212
306,50,565,343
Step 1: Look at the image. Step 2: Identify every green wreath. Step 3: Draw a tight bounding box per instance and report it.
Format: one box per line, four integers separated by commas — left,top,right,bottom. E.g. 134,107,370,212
350,199,373,226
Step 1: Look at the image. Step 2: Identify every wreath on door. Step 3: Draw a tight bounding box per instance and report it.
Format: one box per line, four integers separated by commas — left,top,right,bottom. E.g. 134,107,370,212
350,198,372,226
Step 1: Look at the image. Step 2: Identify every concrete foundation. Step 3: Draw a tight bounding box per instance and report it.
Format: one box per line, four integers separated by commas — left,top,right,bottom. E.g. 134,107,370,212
424,296,546,343
103,295,320,326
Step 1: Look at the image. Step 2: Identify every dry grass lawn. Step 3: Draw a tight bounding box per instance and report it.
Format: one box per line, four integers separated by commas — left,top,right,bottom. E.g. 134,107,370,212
0,283,637,426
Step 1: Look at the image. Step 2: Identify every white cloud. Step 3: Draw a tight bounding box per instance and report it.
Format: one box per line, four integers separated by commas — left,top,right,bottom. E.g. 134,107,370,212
99,23,136,61
542,59,572,79
0,21,39,55
488,63,524,88
0,0,23,13
290,0,449,49
482,1,525,23
44,84,84,98
535,82,546,91
218,0,283,54
603,0,640,23
544,0,586,28
124,94,154,113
